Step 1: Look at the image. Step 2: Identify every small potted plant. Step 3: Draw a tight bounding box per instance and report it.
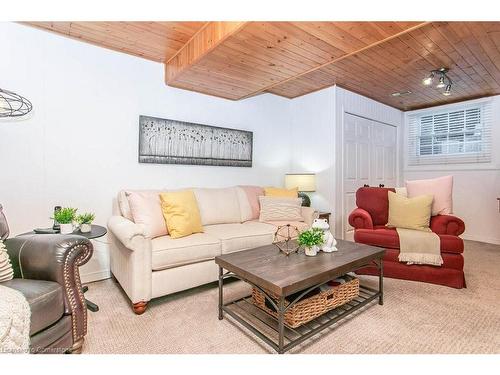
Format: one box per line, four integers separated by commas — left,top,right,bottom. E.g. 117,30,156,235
297,228,324,256
76,212,95,233
53,207,77,234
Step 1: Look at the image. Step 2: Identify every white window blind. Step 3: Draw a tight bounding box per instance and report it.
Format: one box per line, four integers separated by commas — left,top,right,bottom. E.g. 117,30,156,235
407,101,492,166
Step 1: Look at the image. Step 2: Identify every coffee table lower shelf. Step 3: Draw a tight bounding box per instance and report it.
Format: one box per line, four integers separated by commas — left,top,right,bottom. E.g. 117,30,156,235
220,280,381,354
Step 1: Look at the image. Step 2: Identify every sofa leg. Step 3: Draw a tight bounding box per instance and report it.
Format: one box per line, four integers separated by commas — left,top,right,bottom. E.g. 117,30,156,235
67,338,84,354
132,301,148,315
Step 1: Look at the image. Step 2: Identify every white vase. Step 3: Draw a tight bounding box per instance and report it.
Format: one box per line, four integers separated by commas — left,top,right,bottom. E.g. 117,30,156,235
59,223,74,234
304,245,319,257
80,223,92,233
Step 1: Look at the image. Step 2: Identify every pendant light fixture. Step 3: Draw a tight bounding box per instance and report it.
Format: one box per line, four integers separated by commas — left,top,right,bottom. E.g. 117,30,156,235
422,68,453,96
0,88,33,118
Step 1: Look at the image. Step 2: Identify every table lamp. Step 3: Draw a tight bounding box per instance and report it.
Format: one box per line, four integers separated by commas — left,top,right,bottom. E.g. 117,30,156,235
285,173,316,207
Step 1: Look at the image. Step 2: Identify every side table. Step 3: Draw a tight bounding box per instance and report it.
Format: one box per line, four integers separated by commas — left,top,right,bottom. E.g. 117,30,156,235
71,225,107,312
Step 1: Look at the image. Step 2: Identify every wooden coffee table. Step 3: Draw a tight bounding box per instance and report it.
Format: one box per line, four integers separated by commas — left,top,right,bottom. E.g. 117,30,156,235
215,239,385,354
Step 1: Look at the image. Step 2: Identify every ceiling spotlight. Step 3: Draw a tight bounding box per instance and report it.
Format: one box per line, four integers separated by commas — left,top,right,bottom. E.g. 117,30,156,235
422,73,434,86
423,67,452,96
436,75,446,88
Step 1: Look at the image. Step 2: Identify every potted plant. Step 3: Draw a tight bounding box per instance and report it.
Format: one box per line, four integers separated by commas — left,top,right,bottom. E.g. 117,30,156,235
53,207,77,234
297,228,325,256
76,212,95,233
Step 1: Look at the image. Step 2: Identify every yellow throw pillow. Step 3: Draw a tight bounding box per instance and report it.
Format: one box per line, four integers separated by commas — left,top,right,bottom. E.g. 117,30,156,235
264,187,298,198
387,191,433,231
159,190,203,239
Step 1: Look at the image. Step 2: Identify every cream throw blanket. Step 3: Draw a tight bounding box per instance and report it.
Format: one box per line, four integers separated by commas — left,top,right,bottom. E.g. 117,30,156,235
396,228,443,266
0,285,31,353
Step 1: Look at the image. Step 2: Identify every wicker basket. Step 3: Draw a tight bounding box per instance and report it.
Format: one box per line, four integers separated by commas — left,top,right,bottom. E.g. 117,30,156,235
252,277,359,328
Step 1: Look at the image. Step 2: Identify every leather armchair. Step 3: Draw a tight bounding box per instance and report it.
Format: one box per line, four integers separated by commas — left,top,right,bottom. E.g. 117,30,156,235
348,187,466,289
0,205,93,353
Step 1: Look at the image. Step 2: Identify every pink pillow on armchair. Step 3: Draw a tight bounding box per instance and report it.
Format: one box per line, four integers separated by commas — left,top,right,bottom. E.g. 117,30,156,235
406,175,453,216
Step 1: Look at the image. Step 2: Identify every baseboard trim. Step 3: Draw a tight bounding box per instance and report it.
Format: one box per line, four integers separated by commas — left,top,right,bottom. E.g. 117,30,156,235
81,269,111,284
462,234,500,245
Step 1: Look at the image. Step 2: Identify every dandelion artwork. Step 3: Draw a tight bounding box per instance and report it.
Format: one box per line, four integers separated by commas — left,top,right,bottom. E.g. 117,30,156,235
139,115,253,167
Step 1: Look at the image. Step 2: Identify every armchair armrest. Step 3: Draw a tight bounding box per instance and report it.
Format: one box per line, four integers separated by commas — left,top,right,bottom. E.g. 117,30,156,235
5,234,93,343
107,215,147,250
430,214,465,236
348,208,374,230
301,207,319,227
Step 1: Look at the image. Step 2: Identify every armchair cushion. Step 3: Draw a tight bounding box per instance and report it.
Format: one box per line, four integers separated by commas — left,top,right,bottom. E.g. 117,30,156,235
355,187,395,225
430,215,465,236
2,279,64,336
354,226,464,254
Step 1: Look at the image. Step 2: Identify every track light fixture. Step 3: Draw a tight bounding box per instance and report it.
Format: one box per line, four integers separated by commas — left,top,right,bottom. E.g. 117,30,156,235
422,68,453,96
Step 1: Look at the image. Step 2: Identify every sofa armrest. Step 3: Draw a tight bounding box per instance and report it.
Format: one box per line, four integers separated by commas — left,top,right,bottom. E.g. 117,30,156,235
107,215,147,250
5,234,93,342
301,207,319,227
348,208,374,230
430,215,465,236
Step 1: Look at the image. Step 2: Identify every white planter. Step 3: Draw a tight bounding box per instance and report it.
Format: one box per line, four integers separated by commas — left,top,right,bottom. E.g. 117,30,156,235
304,245,319,257
59,223,74,234
80,223,92,233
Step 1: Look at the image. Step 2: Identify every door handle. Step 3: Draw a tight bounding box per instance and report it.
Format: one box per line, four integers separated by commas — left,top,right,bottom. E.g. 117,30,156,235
363,184,370,187
379,184,385,188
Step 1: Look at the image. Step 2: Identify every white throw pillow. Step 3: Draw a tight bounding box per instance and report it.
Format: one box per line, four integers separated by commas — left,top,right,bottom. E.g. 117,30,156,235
194,187,242,225
259,197,304,222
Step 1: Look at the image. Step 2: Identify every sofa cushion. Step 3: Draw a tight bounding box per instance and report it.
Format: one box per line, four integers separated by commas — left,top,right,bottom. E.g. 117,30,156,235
160,190,204,239
194,187,242,225
204,222,275,254
238,185,264,220
2,279,64,336
264,187,298,198
262,220,310,233
127,190,167,238
151,233,221,271
259,197,303,222
354,226,464,254
235,186,254,222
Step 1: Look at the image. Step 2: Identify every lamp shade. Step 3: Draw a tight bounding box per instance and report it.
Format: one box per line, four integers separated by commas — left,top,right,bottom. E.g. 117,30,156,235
285,173,316,192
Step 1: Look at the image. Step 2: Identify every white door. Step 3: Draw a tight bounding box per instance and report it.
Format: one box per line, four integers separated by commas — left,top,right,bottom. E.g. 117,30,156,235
343,113,397,241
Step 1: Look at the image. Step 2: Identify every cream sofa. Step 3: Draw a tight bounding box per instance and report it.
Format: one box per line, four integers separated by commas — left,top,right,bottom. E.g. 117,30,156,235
107,186,318,314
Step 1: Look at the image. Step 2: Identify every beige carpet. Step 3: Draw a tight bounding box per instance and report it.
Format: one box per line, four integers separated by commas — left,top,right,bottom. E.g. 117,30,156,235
83,240,500,354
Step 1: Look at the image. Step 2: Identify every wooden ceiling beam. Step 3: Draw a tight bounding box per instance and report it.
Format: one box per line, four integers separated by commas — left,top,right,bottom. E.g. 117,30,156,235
243,22,431,100
165,21,248,84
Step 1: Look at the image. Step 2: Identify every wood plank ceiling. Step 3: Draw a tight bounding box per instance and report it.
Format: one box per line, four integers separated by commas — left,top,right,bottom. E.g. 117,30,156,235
24,21,500,110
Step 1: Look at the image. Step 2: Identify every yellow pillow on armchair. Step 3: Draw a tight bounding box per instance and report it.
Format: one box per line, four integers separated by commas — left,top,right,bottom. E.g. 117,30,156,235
159,190,203,239
387,191,433,231
264,187,298,198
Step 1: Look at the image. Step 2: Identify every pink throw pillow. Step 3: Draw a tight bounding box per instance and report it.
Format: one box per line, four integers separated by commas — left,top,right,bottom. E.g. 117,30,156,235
238,185,264,220
406,175,453,216
127,191,168,238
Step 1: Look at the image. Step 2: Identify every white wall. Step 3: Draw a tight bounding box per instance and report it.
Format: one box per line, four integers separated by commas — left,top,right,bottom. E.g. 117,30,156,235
0,22,293,281
289,87,336,212
404,96,500,244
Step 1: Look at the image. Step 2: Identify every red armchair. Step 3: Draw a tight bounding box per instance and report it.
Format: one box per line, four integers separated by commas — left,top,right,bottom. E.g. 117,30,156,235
348,187,466,289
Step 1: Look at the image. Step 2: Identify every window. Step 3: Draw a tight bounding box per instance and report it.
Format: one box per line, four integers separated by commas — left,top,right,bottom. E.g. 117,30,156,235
407,100,492,166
